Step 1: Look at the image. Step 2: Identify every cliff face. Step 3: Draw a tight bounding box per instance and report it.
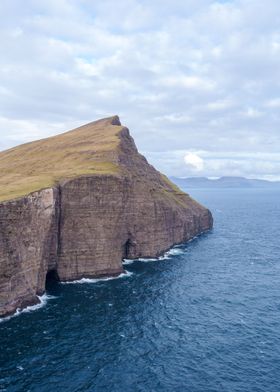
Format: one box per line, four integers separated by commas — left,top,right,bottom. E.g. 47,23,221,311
0,189,58,316
0,116,213,317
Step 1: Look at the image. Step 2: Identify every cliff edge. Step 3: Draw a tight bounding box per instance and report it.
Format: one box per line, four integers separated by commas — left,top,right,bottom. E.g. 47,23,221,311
0,116,213,317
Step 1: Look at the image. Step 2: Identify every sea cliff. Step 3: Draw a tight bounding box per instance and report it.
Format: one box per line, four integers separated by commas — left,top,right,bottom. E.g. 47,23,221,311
0,116,213,317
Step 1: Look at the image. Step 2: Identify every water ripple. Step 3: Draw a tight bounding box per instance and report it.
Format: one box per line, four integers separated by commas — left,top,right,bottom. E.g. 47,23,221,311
1,189,280,391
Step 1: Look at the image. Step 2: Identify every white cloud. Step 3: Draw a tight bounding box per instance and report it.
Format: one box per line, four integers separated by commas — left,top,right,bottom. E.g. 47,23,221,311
156,114,192,124
206,100,234,111
146,150,280,180
0,0,279,179
162,76,215,90
184,152,204,171
243,108,263,118
265,98,280,108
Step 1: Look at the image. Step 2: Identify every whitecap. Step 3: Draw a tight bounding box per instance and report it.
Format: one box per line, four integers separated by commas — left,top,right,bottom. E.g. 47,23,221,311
158,247,184,260
165,248,184,256
158,254,171,261
122,259,135,265
187,236,198,243
123,246,186,264
124,256,162,263
136,257,158,262
123,257,158,264
61,270,133,284
0,293,55,323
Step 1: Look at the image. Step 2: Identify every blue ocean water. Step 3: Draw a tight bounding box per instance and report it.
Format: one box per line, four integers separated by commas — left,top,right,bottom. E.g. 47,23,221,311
1,188,280,392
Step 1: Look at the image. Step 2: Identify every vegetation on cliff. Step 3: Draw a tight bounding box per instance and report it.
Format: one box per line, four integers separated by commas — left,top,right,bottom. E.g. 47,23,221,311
0,116,123,202
0,115,202,208
0,115,213,317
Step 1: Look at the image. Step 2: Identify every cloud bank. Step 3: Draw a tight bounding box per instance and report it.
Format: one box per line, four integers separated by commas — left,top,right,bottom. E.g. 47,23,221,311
0,0,280,179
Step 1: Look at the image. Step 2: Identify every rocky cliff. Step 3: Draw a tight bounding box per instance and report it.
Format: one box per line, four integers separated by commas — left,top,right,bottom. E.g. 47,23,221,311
0,116,213,317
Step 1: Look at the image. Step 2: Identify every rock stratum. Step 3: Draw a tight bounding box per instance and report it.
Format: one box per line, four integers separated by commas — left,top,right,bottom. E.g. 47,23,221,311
0,116,213,317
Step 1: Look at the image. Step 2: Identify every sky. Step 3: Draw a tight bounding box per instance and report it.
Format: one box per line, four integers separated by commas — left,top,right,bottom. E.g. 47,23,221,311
0,0,280,180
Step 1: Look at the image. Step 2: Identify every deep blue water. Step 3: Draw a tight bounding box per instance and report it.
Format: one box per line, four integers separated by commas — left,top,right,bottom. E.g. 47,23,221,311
1,188,280,392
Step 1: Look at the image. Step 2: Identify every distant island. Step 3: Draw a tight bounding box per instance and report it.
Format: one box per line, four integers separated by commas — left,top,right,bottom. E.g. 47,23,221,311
170,176,280,189
0,116,212,317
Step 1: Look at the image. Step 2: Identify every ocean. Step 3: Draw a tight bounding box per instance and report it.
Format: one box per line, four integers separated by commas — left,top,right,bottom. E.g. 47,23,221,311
1,188,280,392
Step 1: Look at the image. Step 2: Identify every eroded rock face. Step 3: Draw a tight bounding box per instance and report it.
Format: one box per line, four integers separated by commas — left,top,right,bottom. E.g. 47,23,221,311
0,118,213,317
0,189,58,316
57,175,212,282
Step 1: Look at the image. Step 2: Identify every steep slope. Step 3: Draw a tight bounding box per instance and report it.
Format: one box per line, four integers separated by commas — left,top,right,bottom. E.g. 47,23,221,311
0,116,122,202
0,116,213,317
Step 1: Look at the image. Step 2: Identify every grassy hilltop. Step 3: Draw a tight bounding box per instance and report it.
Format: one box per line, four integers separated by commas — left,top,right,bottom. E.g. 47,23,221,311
0,116,123,202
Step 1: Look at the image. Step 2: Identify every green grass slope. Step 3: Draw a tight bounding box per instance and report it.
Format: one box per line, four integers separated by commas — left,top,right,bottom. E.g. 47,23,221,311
0,116,123,202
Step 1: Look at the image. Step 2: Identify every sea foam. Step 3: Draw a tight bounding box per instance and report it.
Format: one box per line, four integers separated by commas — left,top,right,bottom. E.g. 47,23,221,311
0,293,55,323
61,270,133,284
123,244,186,264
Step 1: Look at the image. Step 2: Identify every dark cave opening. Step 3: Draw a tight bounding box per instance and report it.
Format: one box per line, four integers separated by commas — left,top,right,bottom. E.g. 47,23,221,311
45,269,59,289
123,239,132,259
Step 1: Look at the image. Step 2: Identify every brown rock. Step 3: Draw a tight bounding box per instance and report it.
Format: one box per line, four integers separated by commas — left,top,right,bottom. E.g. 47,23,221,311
0,116,213,317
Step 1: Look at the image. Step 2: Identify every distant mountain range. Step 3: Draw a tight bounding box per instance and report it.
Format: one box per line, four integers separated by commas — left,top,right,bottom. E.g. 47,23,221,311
170,176,280,189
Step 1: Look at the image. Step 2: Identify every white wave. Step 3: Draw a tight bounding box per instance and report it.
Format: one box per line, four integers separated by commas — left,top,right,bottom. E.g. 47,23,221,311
123,257,158,264
62,270,133,284
124,256,161,263
122,247,186,264
137,257,158,262
158,246,185,260
187,236,198,243
165,248,184,256
123,244,187,264
0,293,55,323
122,259,135,265
158,254,171,260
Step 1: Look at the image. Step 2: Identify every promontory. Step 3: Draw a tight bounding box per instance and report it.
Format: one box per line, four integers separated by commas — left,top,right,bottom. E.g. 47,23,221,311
0,116,213,317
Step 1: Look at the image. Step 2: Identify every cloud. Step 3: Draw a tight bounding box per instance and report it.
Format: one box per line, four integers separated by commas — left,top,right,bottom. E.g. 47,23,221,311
184,152,204,171
146,150,280,180
265,98,280,108
0,0,279,179
162,76,215,91
243,108,263,118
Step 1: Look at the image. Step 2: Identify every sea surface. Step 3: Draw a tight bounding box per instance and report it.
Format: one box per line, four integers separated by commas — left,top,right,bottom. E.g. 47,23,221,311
1,188,280,392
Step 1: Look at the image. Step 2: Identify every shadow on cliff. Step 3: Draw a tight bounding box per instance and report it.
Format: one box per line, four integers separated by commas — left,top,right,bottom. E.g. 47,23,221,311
45,269,60,293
